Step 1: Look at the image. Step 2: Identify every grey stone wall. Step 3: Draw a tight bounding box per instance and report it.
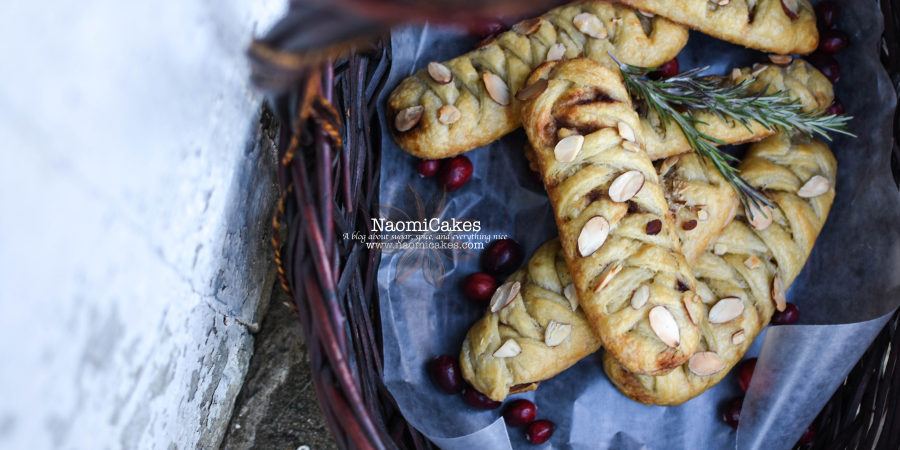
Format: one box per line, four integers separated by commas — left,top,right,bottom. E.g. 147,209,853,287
0,1,286,447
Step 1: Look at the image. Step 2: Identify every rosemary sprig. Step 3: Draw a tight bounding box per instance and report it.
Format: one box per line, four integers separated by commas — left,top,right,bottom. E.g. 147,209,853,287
616,60,854,211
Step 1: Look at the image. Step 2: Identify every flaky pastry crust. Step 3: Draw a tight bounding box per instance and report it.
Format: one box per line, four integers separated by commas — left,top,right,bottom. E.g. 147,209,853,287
520,58,704,375
613,0,818,55
604,132,837,405
387,1,689,159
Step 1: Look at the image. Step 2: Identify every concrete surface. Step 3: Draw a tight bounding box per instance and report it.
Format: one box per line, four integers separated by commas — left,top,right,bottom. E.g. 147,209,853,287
0,0,289,448
222,285,337,450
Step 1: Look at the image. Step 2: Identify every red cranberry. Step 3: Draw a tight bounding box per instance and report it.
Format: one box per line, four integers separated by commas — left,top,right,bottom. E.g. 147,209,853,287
417,159,441,178
808,52,840,83
826,99,845,116
772,302,800,325
816,1,839,28
819,29,849,54
503,399,537,427
467,17,505,38
737,358,757,392
438,155,473,191
461,385,501,410
481,238,524,277
526,420,554,444
722,397,744,429
798,423,817,444
650,58,679,80
463,272,498,303
428,355,463,394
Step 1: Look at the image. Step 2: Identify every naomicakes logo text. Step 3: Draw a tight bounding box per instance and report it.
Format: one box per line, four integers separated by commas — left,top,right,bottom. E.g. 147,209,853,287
371,217,481,233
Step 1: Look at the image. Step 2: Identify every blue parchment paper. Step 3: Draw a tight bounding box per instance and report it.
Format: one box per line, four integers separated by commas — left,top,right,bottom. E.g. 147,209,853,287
375,2,900,448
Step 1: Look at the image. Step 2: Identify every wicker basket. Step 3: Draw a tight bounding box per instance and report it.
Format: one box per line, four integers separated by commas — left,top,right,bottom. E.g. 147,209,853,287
249,1,900,448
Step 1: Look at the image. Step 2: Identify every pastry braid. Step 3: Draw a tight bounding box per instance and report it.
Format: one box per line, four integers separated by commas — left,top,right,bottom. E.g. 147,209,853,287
459,151,737,401
612,0,818,55
604,132,837,405
520,58,704,375
459,239,602,401
642,59,834,160
387,1,689,159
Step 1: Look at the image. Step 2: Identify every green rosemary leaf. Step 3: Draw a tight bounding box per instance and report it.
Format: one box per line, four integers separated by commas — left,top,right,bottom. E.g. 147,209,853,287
615,57,854,208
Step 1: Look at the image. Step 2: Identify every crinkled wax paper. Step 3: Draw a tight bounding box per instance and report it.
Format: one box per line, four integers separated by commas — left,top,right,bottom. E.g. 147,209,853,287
375,2,900,448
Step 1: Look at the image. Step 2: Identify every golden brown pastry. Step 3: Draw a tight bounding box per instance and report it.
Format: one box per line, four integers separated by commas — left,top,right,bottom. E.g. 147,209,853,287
527,147,741,264
520,58,704,375
604,132,837,405
387,1,689,159
523,60,832,161
612,0,818,55
459,151,738,401
459,239,602,401
642,59,834,160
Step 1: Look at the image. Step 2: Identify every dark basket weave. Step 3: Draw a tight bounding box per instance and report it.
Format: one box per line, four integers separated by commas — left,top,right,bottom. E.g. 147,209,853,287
250,1,900,448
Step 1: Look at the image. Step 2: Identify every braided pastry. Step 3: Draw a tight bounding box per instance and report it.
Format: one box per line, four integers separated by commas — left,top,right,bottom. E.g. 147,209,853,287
612,0,818,55
387,1,689,159
520,58,704,375
527,147,741,264
459,151,737,401
604,132,837,405
459,239,602,401
642,59,834,160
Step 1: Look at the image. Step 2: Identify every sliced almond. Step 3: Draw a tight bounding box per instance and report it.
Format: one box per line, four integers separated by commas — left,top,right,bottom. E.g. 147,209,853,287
617,121,636,142
573,12,608,39
746,202,773,231
731,330,746,345
689,352,725,376
622,141,643,153
515,78,548,102
768,54,793,66
683,295,700,325
609,170,645,203
772,273,786,312
696,282,716,304
714,243,728,256
544,321,572,347
594,263,622,293
659,156,680,176
512,18,542,35
630,284,650,310
649,306,680,348
437,105,461,124
493,339,521,358
698,209,709,222
482,72,510,106
750,64,768,78
427,62,453,84
708,297,744,323
578,215,610,257
395,105,424,132
744,255,761,270
554,134,584,162
489,281,521,313
797,175,830,198
563,283,578,311
781,0,800,20
546,43,566,62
